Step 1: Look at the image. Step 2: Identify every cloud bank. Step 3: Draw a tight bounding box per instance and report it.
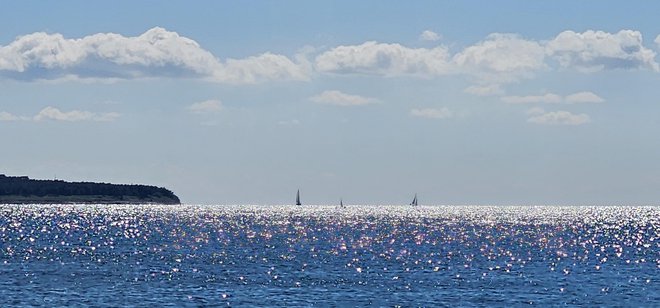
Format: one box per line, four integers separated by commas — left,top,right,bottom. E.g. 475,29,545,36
0,27,307,84
315,41,452,77
1,28,658,87
547,30,658,72
314,29,660,87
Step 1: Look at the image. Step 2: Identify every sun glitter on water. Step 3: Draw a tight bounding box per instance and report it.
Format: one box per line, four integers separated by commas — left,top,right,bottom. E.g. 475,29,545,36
0,204,657,306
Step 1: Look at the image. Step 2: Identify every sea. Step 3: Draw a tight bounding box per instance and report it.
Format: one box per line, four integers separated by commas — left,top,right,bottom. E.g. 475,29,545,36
0,204,657,307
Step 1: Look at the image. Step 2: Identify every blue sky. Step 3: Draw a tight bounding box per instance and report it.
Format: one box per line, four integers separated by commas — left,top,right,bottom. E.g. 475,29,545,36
2,1,660,204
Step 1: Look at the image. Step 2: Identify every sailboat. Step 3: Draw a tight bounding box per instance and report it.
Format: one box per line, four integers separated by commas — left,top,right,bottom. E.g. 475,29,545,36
296,189,302,206
340,198,344,208
410,193,418,206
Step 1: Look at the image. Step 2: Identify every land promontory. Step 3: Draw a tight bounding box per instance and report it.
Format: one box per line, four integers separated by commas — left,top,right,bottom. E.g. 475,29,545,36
0,174,180,204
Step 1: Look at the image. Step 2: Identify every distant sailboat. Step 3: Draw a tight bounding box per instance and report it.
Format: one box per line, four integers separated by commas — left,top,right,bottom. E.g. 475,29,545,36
340,198,344,208
410,193,418,206
296,189,302,206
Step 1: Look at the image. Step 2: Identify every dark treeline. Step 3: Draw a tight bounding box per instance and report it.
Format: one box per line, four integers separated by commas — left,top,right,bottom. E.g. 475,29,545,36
0,174,180,204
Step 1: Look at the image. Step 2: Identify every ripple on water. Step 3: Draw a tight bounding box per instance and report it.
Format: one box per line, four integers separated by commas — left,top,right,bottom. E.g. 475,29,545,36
0,204,658,306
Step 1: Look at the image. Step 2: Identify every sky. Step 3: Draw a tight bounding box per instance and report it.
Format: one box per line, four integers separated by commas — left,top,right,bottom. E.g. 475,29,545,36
2,1,660,205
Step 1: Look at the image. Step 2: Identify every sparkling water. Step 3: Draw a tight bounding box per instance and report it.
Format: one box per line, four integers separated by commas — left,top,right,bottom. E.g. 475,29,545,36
0,205,657,306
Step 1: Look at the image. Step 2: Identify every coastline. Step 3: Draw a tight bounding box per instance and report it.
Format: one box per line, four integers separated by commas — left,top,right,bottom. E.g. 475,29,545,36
0,174,181,205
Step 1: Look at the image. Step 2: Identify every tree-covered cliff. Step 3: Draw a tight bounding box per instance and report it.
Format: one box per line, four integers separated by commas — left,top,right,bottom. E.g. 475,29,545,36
0,174,180,204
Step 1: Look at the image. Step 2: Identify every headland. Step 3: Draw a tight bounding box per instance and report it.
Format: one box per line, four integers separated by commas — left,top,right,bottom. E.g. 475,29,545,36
0,174,180,204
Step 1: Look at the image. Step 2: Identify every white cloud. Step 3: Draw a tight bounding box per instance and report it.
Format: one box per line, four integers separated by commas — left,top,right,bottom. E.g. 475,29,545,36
503,91,604,104
33,106,120,122
656,34,660,47
0,27,307,84
502,93,562,104
0,28,218,77
4,27,656,87
527,110,590,125
564,91,604,104
463,84,504,96
313,30,659,93
419,30,441,42
310,90,378,106
315,41,452,76
0,111,20,121
453,33,546,83
315,30,660,88
546,30,658,71
410,107,452,119
315,34,546,82
187,99,223,114
216,53,310,84
525,107,546,115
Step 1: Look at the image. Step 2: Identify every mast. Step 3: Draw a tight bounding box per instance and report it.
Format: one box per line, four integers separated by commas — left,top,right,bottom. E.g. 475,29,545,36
296,189,301,206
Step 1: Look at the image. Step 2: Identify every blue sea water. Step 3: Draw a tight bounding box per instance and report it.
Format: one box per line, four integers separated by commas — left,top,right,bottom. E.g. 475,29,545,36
0,205,657,307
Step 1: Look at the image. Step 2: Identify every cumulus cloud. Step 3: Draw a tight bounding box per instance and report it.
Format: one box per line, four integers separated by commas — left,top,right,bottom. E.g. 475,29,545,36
463,84,504,96
32,106,120,122
217,53,309,84
0,28,218,78
527,110,590,125
453,33,546,83
315,29,660,94
187,99,223,114
310,90,378,106
0,27,307,83
1,107,120,122
316,30,660,86
564,91,604,103
503,91,604,104
315,36,547,81
4,27,657,88
546,30,658,71
410,107,452,119
318,30,658,81
419,30,441,42
315,41,452,76
502,93,562,104
0,111,20,121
